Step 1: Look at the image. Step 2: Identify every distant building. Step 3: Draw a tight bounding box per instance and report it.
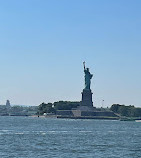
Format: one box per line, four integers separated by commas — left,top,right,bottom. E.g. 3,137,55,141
6,100,11,111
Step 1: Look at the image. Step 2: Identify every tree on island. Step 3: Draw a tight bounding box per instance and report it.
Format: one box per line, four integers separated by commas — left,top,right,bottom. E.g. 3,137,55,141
37,101,80,115
54,101,80,110
38,102,56,115
110,104,141,117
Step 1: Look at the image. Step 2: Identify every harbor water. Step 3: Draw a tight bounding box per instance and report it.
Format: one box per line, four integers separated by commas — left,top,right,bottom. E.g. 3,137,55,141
0,116,141,158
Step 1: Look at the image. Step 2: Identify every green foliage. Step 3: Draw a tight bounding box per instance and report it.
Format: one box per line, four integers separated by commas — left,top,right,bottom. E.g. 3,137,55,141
110,104,122,113
37,101,80,115
110,104,141,117
38,103,56,115
54,101,80,110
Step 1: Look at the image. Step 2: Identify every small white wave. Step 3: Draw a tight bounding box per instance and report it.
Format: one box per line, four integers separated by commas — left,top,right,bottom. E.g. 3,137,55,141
79,131,92,133
15,133,24,135
0,130,11,132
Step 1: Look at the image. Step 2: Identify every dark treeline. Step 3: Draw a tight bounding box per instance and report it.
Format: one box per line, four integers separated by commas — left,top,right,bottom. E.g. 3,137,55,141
54,101,80,110
37,101,80,115
38,103,56,115
110,104,141,117
37,102,141,117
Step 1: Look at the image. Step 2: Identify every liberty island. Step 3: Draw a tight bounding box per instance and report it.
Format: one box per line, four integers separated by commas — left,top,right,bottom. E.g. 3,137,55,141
56,62,118,119
1,63,140,120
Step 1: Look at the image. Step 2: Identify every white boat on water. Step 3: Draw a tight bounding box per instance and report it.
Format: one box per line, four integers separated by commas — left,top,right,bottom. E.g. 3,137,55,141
135,120,141,122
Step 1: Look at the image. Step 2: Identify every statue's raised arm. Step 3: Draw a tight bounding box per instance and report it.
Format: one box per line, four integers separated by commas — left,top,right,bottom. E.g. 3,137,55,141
83,61,86,70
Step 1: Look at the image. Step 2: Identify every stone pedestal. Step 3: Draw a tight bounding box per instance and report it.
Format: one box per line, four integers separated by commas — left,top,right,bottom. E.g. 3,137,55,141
80,89,93,107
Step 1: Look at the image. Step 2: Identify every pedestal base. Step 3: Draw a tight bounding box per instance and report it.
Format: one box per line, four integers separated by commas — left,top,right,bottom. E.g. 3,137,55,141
80,89,93,107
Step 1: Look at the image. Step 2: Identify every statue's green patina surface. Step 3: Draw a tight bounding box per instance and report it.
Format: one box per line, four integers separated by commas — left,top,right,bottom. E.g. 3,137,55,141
83,62,93,90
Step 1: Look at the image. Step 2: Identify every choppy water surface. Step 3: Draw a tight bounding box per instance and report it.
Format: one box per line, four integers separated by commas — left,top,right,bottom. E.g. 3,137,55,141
0,117,141,158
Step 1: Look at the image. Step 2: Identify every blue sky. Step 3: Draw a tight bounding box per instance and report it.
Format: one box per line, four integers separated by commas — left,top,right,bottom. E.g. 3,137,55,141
0,0,141,107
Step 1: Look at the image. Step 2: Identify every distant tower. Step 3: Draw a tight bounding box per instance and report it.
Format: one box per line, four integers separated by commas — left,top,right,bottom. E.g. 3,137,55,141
6,100,11,109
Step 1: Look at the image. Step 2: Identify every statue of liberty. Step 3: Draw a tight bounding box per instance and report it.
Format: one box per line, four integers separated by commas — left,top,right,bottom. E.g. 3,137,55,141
83,62,93,90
